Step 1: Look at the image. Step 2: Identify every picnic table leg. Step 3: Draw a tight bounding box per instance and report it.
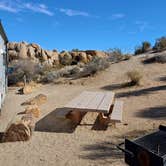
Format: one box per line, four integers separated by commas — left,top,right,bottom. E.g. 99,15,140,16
98,113,110,126
66,110,84,125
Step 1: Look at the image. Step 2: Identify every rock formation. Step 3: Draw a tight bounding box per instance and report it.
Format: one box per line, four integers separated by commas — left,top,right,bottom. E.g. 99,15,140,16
8,42,108,66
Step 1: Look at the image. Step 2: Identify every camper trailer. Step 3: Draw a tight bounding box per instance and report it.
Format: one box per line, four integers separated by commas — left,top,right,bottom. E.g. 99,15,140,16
0,22,8,112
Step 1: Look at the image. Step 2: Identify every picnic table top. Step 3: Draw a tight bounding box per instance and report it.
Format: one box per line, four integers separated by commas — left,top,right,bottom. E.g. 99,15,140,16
64,91,115,113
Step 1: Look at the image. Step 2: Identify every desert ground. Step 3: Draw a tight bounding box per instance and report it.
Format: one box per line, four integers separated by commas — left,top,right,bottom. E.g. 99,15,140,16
0,55,166,166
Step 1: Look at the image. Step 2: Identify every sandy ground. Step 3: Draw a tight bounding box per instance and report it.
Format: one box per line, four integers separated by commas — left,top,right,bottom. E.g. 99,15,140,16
0,56,166,166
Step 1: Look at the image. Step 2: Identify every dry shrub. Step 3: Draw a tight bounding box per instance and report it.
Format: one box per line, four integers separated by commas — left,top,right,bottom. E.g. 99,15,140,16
79,57,109,77
127,70,143,85
41,65,82,83
8,60,42,85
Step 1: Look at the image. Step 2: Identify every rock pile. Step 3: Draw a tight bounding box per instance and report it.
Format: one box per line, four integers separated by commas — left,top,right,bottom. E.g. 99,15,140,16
8,42,108,66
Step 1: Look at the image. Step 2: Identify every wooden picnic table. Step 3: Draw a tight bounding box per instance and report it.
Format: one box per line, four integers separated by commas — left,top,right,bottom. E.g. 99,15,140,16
64,91,123,125
64,91,115,114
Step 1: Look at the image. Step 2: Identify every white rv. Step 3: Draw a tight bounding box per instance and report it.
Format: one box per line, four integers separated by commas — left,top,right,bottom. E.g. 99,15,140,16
0,22,8,112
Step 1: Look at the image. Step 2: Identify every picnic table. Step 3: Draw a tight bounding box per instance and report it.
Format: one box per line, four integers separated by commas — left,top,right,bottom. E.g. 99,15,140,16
64,91,123,126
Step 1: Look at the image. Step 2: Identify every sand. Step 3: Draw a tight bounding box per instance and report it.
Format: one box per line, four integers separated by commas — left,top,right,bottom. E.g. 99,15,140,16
0,56,166,166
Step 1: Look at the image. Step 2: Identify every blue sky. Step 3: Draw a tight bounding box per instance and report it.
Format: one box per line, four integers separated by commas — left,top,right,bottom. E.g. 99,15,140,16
0,0,166,53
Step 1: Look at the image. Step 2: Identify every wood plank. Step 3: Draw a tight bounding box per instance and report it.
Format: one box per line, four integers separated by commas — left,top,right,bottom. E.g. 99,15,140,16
64,91,94,109
75,91,96,108
65,91,115,113
98,92,115,112
110,100,123,123
84,92,105,110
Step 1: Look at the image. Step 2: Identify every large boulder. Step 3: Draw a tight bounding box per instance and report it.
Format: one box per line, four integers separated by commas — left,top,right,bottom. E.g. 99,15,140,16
18,43,28,59
78,52,88,63
87,54,93,62
45,50,53,58
27,46,36,59
8,50,18,61
7,42,16,50
85,50,107,58
41,49,48,61
2,114,34,142
59,51,72,65
52,51,60,65
30,43,40,50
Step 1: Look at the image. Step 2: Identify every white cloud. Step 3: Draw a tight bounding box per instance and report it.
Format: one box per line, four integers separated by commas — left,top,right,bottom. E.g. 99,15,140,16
111,13,125,20
59,8,90,17
24,3,54,16
0,0,54,16
0,1,19,13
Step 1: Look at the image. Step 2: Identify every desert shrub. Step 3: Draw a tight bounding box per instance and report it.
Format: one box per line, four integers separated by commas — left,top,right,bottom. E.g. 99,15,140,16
142,41,151,52
134,46,143,55
127,70,143,85
143,54,166,64
153,37,166,51
71,48,80,52
135,41,151,55
70,66,81,75
8,60,41,85
106,48,131,62
41,66,82,83
107,48,124,62
80,57,109,77
41,71,61,83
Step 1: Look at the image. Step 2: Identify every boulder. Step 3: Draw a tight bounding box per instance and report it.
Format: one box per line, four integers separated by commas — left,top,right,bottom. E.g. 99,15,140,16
18,43,27,59
87,54,93,62
59,51,72,65
78,52,88,63
15,43,21,52
24,105,41,118
52,51,60,65
45,50,53,58
8,50,18,60
21,94,47,106
21,85,33,95
41,49,48,61
85,50,107,58
7,42,16,50
31,43,40,50
27,46,36,58
2,114,34,142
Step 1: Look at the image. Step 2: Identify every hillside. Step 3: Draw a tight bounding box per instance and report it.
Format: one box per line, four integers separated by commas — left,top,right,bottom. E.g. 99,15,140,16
0,53,166,166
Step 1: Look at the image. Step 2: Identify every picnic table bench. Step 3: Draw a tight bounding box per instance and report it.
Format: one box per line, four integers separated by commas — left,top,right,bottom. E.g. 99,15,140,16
64,91,123,127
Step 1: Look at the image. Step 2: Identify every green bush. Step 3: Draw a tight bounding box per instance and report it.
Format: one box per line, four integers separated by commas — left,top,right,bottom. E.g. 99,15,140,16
135,41,151,55
153,37,166,51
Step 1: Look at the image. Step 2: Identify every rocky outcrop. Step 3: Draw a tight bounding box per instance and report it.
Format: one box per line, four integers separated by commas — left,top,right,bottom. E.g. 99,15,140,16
8,42,108,66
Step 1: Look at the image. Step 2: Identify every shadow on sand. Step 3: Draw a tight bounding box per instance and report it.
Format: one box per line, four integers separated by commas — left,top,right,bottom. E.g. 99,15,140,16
158,76,166,82
101,82,130,91
116,85,166,98
35,108,79,133
79,141,123,164
35,108,111,133
79,128,154,164
135,106,166,120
